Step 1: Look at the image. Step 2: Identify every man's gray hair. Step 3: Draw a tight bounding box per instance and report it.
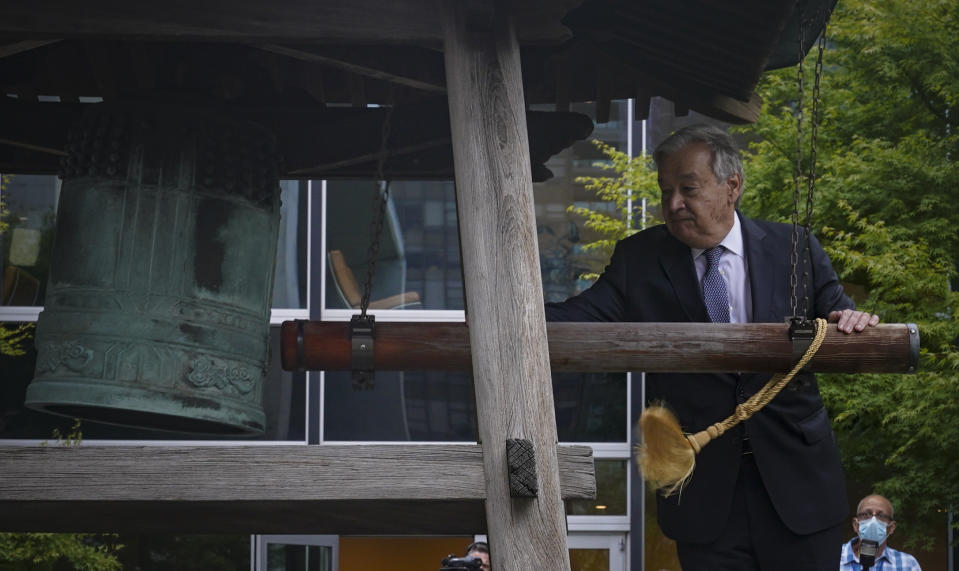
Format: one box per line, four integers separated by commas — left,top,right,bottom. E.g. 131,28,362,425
653,124,745,195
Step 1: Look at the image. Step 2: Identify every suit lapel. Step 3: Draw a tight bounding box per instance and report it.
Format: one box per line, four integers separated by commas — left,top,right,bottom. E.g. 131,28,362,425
741,214,782,323
658,232,709,321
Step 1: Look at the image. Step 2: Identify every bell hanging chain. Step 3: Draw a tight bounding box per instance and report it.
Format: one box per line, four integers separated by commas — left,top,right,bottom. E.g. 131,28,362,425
789,11,806,321
790,8,829,321
359,102,395,318
800,29,828,319
349,96,395,390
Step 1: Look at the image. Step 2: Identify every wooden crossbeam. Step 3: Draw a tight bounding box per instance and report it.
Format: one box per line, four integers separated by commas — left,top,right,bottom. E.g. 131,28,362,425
281,321,920,374
0,444,595,534
0,137,68,156
253,43,447,93
0,39,60,59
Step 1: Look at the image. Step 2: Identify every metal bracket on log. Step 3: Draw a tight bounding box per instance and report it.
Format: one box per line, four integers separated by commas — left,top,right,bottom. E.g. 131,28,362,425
907,323,920,373
349,314,376,389
281,321,920,375
788,317,815,372
506,439,538,498
295,319,307,372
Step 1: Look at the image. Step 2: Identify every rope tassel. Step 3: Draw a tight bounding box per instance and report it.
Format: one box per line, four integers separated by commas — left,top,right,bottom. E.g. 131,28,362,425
635,318,828,496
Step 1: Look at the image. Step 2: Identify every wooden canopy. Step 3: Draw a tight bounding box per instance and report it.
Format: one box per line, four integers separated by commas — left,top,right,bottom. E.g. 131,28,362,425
0,2,841,568
0,0,836,178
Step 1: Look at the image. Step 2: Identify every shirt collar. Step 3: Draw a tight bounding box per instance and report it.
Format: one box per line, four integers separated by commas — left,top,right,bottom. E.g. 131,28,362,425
691,212,744,259
841,539,858,565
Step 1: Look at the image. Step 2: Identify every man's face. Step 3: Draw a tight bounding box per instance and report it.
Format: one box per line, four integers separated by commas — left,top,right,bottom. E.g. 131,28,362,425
853,495,897,543
468,551,491,571
658,141,742,249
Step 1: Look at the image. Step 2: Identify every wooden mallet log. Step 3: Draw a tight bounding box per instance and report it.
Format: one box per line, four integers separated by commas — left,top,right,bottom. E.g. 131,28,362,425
281,320,919,374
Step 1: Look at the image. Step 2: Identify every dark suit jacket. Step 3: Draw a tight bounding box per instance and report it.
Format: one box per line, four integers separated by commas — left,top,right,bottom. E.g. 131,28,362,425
545,213,853,543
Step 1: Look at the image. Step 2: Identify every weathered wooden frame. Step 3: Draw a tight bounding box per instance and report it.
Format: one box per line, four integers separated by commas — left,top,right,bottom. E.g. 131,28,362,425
0,444,595,535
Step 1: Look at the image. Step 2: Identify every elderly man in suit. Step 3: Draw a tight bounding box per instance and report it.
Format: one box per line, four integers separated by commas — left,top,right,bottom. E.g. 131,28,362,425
546,124,878,570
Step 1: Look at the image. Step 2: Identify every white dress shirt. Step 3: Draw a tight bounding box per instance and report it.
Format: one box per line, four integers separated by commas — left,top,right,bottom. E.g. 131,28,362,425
691,212,752,323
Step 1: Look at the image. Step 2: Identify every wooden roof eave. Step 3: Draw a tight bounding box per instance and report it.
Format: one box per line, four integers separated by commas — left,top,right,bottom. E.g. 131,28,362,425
0,98,595,180
0,0,583,45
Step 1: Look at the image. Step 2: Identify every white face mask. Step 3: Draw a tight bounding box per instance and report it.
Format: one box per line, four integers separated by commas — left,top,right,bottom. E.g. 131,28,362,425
859,516,888,544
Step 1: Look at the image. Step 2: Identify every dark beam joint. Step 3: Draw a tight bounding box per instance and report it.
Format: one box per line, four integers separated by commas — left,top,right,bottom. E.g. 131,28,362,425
349,74,366,107
83,42,120,100
300,61,327,106
552,59,570,112
634,87,651,120
594,67,611,124
507,439,538,498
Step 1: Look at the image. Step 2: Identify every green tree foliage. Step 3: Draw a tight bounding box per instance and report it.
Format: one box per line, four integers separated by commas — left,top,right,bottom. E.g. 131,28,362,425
818,204,959,549
0,534,122,571
0,323,30,358
570,0,958,548
734,0,959,548
0,175,33,356
117,535,250,571
571,141,660,279
0,404,123,569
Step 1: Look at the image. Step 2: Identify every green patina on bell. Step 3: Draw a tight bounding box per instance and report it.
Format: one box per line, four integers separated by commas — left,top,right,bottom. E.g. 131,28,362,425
25,103,281,435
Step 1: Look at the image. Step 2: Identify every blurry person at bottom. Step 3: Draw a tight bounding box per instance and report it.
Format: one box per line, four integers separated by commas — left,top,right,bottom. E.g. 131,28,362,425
839,494,921,570
466,541,490,571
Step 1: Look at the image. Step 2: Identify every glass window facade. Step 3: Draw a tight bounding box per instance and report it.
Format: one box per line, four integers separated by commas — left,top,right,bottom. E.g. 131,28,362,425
322,370,626,444
323,370,476,442
116,534,250,571
567,458,629,516
1,174,58,307
0,96,733,569
273,180,309,310
533,101,630,302
324,180,463,311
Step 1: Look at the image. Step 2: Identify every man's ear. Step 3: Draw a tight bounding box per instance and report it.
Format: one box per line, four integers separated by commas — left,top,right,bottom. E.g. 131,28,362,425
726,173,743,204
887,520,897,539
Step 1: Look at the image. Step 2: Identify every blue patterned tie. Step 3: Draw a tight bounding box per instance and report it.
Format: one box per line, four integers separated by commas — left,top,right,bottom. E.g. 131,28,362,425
702,246,730,323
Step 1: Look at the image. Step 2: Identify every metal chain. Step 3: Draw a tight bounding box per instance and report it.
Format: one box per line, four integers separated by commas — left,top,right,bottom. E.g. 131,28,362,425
790,7,830,320
789,11,806,319
799,29,828,319
359,102,395,316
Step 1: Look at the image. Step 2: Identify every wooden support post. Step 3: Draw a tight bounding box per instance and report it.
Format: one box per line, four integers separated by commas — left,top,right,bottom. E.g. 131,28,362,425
442,2,571,570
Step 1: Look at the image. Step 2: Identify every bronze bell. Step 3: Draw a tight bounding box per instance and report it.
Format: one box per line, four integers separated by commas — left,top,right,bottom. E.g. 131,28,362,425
25,103,281,435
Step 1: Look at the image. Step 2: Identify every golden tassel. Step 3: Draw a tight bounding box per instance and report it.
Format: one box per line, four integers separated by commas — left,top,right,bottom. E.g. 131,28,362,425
635,403,695,496
635,318,827,496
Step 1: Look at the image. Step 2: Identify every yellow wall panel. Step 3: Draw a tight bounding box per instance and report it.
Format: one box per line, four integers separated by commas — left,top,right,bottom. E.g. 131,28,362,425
340,536,474,571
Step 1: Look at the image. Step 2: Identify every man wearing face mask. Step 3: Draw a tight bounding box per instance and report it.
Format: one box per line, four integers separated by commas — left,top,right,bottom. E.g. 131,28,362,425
839,494,921,570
